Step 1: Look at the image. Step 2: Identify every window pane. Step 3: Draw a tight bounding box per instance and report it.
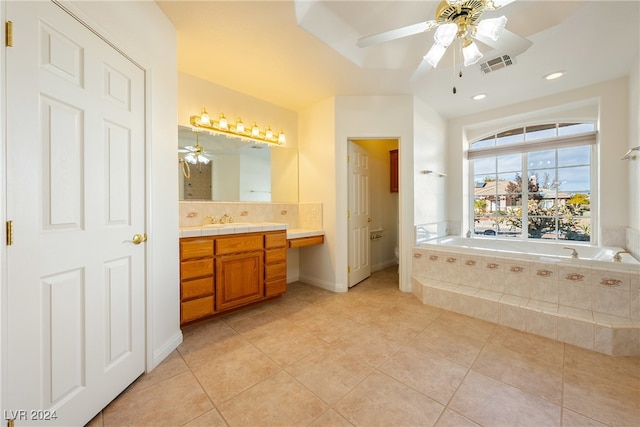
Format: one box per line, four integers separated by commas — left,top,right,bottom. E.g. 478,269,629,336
564,218,591,241
526,124,556,141
558,145,590,167
528,150,555,170
497,153,521,173
468,122,593,244
528,215,557,239
471,136,495,149
565,192,591,217
473,157,496,175
558,166,590,192
496,128,524,146
530,168,556,192
558,123,595,136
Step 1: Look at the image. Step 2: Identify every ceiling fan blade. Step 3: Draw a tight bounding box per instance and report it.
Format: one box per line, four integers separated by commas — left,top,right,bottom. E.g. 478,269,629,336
410,57,434,82
474,28,532,58
357,20,437,48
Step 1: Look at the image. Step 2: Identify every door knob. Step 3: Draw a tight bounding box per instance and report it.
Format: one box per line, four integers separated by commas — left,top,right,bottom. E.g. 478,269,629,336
132,233,147,245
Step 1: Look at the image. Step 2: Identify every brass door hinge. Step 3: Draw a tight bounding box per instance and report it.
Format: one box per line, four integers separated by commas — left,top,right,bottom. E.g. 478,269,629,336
6,221,14,246
6,21,13,47
347,211,350,219
347,266,350,273
346,155,350,163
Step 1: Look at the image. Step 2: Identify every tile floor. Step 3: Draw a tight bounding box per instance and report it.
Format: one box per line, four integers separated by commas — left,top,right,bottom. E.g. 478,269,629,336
88,266,640,427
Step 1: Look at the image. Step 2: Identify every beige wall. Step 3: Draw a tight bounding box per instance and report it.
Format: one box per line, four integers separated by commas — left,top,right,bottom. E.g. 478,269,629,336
629,57,639,232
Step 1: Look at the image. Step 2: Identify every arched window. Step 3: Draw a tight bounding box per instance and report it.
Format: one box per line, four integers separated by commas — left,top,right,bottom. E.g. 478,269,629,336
468,122,596,241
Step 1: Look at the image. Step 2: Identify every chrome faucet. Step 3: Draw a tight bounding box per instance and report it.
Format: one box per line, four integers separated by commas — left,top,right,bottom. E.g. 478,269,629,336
563,247,579,259
466,230,472,238
613,250,630,263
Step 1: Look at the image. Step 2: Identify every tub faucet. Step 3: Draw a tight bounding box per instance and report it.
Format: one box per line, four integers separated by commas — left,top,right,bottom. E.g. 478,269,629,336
563,247,579,259
613,250,630,263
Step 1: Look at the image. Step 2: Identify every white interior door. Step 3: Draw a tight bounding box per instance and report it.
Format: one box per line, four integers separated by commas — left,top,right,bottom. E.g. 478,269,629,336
348,141,371,287
5,1,146,425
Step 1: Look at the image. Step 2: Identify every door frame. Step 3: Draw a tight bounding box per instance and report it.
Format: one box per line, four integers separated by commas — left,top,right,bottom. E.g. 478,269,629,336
338,135,409,293
0,0,154,418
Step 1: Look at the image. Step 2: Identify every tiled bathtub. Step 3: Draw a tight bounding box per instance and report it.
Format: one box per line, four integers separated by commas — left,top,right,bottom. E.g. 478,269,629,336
412,237,640,356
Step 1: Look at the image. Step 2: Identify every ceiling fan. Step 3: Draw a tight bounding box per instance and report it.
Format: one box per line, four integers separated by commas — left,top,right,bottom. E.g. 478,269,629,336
178,132,213,178
357,0,531,80
178,132,213,165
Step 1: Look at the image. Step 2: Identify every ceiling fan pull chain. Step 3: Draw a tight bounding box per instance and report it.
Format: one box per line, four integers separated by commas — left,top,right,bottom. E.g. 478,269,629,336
452,40,457,94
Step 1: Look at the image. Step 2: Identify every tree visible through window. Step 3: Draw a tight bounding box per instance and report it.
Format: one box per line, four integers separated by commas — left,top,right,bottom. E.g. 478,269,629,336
469,123,595,241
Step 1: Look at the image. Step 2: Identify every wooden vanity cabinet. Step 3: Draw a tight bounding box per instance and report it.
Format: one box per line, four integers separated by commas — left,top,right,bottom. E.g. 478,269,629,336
215,235,264,312
180,239,214,324
264,232,287,296
180,230,287,327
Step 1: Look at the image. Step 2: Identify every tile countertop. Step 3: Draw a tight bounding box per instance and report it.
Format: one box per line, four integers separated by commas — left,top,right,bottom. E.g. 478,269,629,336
179,223,324,239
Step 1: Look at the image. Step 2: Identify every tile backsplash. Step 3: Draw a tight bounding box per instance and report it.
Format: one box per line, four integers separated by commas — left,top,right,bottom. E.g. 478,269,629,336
179,201,322,230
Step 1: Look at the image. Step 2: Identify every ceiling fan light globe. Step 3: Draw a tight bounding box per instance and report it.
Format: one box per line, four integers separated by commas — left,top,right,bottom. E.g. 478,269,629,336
185,153,197,164
434,23,458,47
476,16,508,41
463,40,483,66
197,155,210,164
424,43,447,68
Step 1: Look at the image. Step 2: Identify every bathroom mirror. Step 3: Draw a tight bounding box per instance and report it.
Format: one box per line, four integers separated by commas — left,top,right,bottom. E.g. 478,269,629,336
178,125,298,202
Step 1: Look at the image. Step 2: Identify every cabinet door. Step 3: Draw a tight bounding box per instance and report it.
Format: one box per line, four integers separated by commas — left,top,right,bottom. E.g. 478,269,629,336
216,252,264,311
390,149,399,193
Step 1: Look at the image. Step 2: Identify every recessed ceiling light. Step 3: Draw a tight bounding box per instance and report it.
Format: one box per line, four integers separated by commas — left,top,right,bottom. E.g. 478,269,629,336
543,71,565,80
471,93,487,101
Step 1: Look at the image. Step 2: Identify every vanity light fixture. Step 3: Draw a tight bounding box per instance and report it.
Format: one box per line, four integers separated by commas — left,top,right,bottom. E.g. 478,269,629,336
191,107,286,146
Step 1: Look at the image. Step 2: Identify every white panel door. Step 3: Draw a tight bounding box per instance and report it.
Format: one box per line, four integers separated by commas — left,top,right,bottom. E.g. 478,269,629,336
348,141,371,287
5,1,146,425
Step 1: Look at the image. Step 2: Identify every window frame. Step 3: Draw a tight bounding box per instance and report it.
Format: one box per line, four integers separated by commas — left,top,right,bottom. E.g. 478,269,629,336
467,123,598,243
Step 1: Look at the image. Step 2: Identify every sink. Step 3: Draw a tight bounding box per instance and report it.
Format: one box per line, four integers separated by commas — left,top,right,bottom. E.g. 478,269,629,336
202,222,253,228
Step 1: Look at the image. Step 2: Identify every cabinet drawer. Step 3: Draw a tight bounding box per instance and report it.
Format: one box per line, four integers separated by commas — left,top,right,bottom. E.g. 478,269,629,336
181,238,213,260
265,232,287,249
216,234,263,255
288,235,324,248
265,262,287,281
181,277,213,301
265,248,286,264
181,296,214,323
265,278,287,297
181,258,214,280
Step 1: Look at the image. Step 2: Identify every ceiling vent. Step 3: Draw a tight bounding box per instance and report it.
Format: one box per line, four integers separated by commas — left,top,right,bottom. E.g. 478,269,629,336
480,54,514,74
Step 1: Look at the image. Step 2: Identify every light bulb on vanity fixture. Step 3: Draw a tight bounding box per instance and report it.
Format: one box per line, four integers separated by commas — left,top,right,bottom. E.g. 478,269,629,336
190,107,287,146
